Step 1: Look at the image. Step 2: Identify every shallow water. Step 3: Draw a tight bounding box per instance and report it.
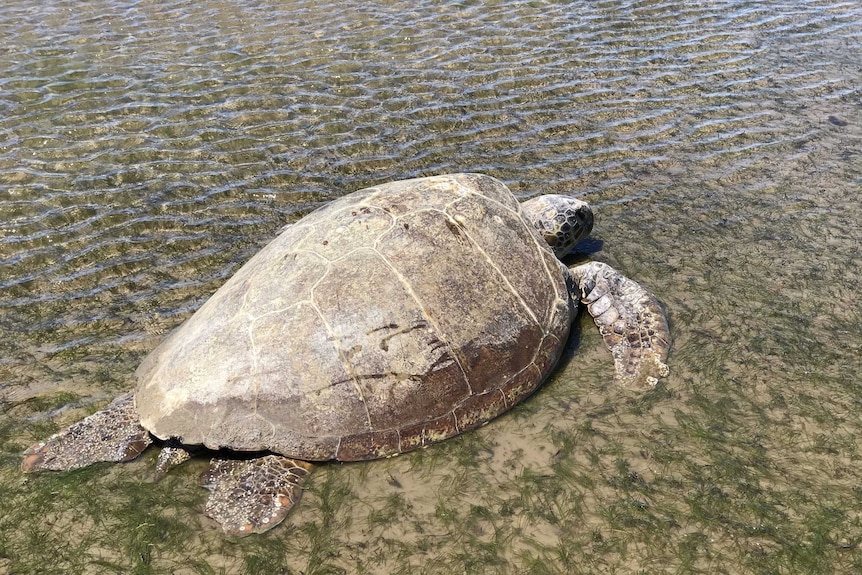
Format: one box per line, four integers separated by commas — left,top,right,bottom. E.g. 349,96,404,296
1,0,861,573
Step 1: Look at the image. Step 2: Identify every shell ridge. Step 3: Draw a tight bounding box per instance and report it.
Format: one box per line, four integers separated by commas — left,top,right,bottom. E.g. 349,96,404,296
244,247,333,420
307,294,374,432
515,210,570,331
442,198,541,327
461,182,569,332
303,247,374,431
371,242,474,397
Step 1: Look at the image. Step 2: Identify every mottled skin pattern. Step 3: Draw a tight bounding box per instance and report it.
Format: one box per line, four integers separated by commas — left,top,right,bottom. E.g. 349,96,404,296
570,262,670,387
21,393,150,472
521,195,593,259
20,173,670,537
155,443,193,478
201,456,313,536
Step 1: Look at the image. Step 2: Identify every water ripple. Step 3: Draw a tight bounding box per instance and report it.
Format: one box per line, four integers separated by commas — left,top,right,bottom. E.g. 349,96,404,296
1,0,860,359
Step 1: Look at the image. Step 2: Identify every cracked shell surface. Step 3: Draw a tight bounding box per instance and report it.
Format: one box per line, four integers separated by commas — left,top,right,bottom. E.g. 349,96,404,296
134,173,573,461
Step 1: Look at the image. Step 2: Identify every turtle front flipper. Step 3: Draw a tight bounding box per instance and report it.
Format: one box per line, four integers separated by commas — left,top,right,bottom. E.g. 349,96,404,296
569,261,671,388
21,392,152,472
200,455,314,537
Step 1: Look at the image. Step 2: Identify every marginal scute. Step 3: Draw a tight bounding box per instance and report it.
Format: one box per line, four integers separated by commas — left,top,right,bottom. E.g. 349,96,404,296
453,390,508,431
500,363,544,407
336,428,402,461
398,412,460,452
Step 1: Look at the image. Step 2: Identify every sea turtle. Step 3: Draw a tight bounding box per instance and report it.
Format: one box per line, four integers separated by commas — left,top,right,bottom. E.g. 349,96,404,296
21,173,669,536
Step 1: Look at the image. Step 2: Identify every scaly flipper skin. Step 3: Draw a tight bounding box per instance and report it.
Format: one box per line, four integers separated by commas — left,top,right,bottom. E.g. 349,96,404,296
20,393,152,472
200,455,315,537
155,443,194,479
569,261,670,388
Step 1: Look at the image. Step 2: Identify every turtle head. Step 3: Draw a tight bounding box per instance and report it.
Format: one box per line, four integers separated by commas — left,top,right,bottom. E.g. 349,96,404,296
521,195,594,259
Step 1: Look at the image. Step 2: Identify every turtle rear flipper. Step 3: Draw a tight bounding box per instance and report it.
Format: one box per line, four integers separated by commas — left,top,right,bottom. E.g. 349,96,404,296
569,262,671,388
21,392,152,472
200,455,314,537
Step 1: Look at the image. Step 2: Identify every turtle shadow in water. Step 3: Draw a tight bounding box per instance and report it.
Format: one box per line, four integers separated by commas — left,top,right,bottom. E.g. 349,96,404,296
502,236,601,262
568,236,604,257
561,312,584,362
559,236,603,363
